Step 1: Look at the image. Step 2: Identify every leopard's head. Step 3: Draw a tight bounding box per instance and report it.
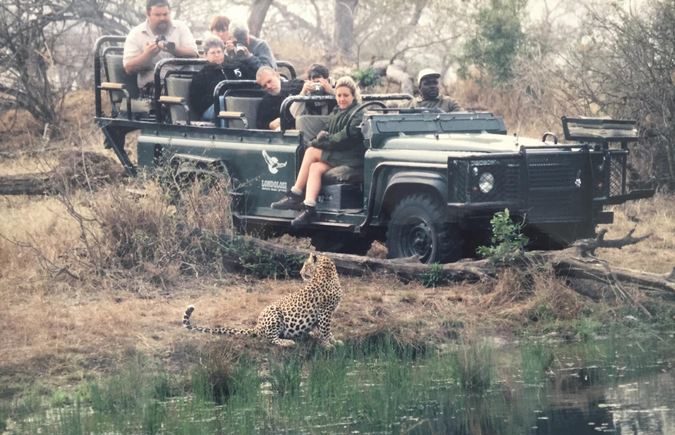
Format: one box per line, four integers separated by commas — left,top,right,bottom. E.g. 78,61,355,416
299,252,334,281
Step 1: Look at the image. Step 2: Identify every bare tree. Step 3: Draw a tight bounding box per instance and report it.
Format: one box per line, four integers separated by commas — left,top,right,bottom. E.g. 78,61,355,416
553,0,675,186
248,0,273,36
332,0,358,64
0,0,142,133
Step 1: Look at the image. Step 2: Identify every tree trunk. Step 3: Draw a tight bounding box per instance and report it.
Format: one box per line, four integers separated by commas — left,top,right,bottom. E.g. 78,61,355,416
248,0,274,37
333,0,359,65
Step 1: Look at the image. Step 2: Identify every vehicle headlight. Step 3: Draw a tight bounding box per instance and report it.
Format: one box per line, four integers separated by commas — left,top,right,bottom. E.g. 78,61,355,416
478,172,495,194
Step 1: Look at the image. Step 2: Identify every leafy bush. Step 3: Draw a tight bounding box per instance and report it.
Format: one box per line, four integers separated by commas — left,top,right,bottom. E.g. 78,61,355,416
459,0,526,84
477,208,528,263
353,67,379,88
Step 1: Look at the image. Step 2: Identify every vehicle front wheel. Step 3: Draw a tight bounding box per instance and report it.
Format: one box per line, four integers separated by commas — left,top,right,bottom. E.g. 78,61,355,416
386,194,462,264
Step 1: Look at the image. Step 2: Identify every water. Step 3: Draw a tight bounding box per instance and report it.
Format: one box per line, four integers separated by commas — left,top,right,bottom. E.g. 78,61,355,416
6,335,675,434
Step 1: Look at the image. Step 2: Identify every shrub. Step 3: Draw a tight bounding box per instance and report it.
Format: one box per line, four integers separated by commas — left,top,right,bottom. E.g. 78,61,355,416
421,263,445,288
477,208,528,264
353,67,379,88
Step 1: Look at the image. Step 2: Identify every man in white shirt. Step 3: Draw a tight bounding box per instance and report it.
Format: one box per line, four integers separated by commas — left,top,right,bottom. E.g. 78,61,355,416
123,0,198,92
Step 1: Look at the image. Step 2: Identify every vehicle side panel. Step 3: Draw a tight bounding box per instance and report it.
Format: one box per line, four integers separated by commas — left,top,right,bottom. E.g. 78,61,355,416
137,128,301,214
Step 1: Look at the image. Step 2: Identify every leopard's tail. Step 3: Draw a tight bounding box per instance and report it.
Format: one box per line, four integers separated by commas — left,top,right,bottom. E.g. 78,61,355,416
183,305,257,336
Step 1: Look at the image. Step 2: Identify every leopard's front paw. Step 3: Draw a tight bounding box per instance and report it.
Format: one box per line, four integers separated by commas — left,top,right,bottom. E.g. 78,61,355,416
272,338,297,347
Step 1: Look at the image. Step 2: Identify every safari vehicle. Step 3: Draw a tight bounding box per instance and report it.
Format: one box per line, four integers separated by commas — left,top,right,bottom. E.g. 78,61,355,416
94,36,654,263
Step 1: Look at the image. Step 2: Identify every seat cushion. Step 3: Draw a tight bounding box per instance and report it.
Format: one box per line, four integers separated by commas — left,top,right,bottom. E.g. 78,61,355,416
322,165,363,185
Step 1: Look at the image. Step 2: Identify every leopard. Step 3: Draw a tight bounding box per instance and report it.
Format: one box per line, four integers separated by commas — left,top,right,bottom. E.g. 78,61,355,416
182,253,343,348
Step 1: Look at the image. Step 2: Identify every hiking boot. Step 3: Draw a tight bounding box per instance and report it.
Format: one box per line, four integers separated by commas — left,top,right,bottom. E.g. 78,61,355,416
271,191,303,210
291,204,316,228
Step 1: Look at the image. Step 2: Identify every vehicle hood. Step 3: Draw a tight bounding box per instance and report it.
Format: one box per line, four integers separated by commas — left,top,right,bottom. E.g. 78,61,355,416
380,132,549,156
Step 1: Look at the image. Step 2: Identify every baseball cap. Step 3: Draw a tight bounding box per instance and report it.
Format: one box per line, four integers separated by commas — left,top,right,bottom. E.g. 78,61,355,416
417,68,441,86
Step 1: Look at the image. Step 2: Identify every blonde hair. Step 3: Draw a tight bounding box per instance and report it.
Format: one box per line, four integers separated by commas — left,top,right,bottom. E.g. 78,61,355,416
334,76,361,103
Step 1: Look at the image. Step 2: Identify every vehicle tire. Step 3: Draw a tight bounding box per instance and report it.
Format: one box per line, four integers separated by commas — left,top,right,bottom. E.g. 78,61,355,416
386,194,462,263
311,232,373,256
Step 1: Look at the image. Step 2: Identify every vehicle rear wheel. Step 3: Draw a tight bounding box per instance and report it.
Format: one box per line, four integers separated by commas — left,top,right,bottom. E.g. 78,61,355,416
386,194,462,263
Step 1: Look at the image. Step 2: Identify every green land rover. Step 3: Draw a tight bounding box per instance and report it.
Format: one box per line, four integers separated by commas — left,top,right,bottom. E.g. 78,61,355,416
94,36,654,263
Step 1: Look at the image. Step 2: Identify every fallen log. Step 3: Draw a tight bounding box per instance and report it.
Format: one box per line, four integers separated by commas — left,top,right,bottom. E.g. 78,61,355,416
217,231,674,305
219,233,496,283
0,151,124,195
0,174,51,195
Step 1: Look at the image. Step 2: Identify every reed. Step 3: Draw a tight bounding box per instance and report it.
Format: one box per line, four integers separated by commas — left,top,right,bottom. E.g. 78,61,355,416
7,329,675,434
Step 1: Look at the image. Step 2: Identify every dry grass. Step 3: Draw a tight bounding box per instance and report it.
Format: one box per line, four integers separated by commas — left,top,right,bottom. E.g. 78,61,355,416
481,265,586,322
596,192,675,274
0,196,82,282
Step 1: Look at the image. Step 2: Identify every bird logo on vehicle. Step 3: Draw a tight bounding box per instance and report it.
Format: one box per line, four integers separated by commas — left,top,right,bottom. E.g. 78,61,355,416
262,150,287,174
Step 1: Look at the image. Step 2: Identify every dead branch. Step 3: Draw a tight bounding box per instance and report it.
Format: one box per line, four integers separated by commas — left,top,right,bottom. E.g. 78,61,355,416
573,228,652,257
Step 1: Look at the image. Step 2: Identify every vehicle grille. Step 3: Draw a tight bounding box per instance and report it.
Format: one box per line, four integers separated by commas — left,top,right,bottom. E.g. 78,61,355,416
450,160,469,203
526,153,586,222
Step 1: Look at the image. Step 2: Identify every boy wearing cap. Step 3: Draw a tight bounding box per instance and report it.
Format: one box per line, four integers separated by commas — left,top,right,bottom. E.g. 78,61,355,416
410,68,461,112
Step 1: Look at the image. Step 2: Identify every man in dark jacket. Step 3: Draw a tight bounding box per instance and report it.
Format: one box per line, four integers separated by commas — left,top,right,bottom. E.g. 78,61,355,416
255,66,304,130
189,36,256,121
228,22,277,71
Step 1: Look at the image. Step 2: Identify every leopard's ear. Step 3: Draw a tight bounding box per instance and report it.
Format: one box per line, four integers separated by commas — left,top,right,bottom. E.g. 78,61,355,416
310,252,317,263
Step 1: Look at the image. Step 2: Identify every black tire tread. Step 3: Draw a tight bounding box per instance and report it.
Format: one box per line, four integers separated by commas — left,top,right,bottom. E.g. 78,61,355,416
386,193,462,263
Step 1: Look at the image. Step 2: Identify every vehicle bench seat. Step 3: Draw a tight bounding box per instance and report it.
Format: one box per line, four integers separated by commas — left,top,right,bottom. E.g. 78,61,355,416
223,96,261,129
103,53,151,116
322,165,363,185
165,74,201,123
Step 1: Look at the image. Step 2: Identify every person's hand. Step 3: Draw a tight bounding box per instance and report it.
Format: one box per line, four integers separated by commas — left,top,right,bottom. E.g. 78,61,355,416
317,78,334,94
224,39,236,55
301,81,315,96
269,118,281,130
144,41,162,57
316,130,329,140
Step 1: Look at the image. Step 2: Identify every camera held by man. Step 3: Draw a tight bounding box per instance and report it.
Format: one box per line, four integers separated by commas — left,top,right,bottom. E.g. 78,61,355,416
155,35,176,53
229,27,250,57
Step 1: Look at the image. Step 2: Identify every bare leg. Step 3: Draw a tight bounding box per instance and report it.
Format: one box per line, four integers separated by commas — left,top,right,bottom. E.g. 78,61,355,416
305,161,332,203
293,147,323,192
